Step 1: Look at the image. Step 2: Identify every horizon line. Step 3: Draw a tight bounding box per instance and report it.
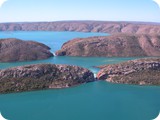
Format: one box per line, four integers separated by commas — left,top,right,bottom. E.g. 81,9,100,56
1,20,160,24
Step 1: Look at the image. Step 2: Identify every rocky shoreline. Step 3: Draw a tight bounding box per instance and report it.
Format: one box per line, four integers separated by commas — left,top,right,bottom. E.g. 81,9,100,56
96,58,160,85
0,64,95,94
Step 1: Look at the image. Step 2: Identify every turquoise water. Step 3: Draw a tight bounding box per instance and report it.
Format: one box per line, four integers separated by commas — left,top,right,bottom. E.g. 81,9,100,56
0,31,160,120
0,31,107,52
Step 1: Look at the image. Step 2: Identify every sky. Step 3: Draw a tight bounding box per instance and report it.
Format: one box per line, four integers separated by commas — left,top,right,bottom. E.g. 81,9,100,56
0,0,160,23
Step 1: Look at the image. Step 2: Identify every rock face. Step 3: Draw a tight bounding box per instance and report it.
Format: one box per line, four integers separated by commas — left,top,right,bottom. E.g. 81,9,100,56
0,38,53,62
56,34,160,57
1,21,160,34
96,58,160,85
0,64,95,93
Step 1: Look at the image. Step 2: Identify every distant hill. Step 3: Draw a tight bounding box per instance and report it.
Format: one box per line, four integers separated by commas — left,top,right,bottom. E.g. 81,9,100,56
1,21,160,34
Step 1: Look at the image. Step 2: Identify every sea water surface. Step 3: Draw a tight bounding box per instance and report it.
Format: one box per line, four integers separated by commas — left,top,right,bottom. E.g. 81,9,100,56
0,31,160,120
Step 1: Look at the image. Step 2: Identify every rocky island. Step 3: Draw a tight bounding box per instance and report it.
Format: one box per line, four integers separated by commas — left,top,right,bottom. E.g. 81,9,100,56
96,58,160,85
56,34,160,57
0,38,53,62
0,64,95,93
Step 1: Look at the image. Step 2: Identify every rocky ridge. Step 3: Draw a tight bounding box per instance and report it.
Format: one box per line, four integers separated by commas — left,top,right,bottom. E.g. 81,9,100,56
0,38,53,62
56,34,160,57
1,21,160,34
96,58,160,85
0,64,95,93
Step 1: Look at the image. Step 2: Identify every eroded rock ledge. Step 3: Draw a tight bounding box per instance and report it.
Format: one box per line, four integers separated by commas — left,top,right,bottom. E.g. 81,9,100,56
0,38,53,62
56,34,160,57
0,64,95,93
96,58,160,85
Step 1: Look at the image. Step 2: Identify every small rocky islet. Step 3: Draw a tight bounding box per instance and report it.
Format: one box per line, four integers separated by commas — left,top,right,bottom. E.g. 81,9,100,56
0,64,94,93
0,38,53,62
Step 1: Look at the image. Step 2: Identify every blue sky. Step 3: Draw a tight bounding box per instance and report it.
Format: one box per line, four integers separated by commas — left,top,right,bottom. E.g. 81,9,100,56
0,0,160,22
